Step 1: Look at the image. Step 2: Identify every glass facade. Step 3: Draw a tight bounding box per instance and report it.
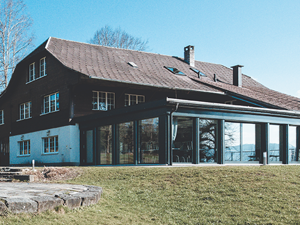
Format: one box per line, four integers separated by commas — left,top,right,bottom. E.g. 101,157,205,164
269,125,281,163
289,126,297,162
138,118,159,164
172,117,193,163
118,122,134,164
199,119,217,163
80,113,299,165
225,122,259,162
98,125,112,164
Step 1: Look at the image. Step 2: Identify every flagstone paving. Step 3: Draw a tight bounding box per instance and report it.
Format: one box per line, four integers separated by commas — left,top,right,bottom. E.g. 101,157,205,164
0,183,102,214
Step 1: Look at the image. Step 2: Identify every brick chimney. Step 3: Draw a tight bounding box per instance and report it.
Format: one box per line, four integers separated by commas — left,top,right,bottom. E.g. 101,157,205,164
184,45,195,67
231,65,244,87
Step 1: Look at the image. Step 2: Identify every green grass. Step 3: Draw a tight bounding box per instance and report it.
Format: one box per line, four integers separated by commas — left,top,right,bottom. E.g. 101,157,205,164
2,165,300,224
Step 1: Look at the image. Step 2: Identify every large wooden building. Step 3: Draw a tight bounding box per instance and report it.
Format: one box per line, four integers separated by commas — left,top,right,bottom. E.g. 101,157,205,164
0,37,300,166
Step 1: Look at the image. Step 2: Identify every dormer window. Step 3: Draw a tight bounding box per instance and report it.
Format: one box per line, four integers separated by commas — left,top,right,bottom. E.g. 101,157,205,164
164,66,185,76
28,62,35,82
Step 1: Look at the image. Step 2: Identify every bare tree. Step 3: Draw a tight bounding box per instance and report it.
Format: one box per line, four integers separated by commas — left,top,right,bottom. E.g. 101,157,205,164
89,25,148,51
0,0,34,89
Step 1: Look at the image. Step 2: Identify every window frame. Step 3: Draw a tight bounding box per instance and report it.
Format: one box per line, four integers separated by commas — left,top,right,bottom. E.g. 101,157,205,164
42,136,59,154
39,57,46,78
42,92,59,115
92,91,115,111
18,140,30,156
19,101,32,120
0,110,4,125
125,93,145,106
28,62,35,82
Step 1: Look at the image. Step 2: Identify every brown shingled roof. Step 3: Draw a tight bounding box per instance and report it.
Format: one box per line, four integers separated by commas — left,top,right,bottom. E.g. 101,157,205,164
45,37,300,111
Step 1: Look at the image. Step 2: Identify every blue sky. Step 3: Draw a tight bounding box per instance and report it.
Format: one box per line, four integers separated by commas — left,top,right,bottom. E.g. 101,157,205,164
24,0,300,97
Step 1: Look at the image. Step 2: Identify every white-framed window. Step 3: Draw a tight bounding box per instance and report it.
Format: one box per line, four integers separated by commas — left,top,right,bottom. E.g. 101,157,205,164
125,94,145,106
28,62,35,82
19,140,30,155
92,91,115,111
19,101,32,120
42,92,59,114
40,57,46,78
43,136,58,153
0,110,3,124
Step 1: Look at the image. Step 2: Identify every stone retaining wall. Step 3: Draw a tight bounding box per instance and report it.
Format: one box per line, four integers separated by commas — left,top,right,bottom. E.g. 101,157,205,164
0,185,102,214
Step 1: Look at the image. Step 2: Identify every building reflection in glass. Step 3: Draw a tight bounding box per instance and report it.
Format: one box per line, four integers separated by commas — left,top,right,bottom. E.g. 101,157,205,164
199,119,217,163
138,117,159,164
118,122,134,164
172,117,193,163
98,125,112,164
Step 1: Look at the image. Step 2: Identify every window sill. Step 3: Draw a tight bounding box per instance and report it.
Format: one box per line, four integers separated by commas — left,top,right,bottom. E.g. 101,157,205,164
92,109,109,111
0,123,4,126
17,117,32,122
42,152,59,156
17,154,30,157
26,75,47,84
40,110,59,116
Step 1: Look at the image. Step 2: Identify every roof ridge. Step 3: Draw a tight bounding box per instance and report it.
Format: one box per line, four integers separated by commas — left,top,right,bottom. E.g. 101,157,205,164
47,37,227,67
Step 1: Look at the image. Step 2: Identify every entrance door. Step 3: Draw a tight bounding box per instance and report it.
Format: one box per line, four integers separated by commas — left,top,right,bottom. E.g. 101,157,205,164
172,117,193,163
0,141,9,166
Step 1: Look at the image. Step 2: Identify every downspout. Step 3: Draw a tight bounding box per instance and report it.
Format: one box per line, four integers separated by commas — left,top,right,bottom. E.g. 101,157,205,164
169,103,179,165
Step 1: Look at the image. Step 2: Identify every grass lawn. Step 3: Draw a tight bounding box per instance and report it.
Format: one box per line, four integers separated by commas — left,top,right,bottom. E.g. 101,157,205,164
1,165,300,224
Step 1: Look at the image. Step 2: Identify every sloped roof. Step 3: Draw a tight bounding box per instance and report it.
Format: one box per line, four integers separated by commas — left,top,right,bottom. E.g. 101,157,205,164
44,37,300,111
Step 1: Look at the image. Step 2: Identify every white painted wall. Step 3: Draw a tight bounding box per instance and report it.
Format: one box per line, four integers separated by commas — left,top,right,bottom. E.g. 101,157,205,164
10,124,80,165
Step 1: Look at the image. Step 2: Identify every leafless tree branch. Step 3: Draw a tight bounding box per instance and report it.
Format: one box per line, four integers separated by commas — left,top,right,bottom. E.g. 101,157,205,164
0,0,34,90
89,25,148,51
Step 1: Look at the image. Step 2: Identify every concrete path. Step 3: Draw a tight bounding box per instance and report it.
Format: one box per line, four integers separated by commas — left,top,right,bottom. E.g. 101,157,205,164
0,183,102,214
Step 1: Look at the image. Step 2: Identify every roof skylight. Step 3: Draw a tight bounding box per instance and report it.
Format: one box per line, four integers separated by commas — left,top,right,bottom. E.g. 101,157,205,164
164,66,185,76
128,62,138,68
190,68,206,77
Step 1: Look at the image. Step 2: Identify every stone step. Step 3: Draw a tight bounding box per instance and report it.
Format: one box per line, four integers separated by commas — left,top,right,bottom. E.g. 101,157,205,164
0,178,12,182
0,167,23,173
0,172,23,176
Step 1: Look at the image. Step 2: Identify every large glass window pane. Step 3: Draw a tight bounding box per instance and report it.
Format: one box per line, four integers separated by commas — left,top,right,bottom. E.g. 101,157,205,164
139,118,159,164
199,119,217,163
173,117,193,163
99,92,107,110
98,125,112,164
130,95,136,106
119,122,134,164
269,125,281,163
242,124,256,161
289,126,297,162
92,92,98,110
225,122,241,161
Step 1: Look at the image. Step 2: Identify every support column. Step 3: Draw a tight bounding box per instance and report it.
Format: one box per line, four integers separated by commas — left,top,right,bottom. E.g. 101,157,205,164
297,126,300,162
193,118,199,164
217,120,225,164
282,124,289,164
